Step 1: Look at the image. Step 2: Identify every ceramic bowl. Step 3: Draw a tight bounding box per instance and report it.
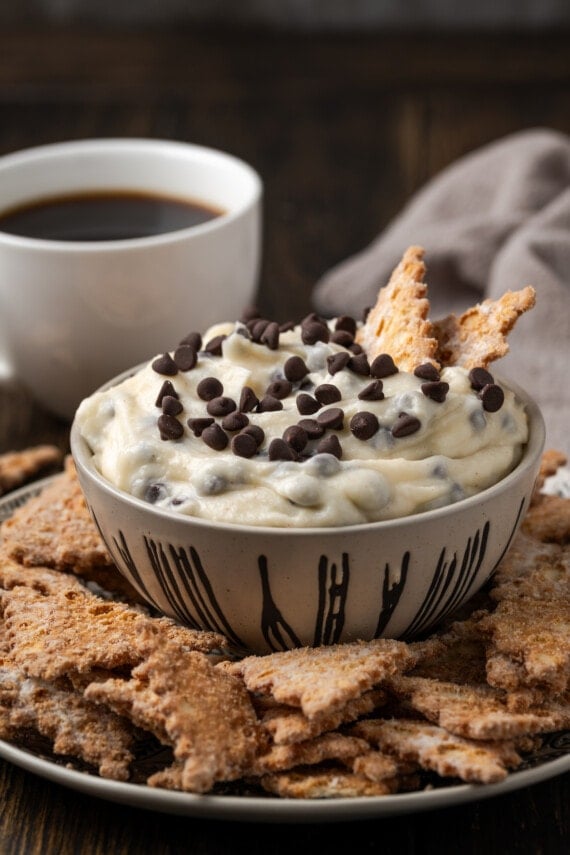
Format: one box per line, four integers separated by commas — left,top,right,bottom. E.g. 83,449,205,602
71,378,545,655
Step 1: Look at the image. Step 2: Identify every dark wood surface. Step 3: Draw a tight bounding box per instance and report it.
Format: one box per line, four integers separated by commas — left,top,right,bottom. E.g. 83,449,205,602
0,25,568,854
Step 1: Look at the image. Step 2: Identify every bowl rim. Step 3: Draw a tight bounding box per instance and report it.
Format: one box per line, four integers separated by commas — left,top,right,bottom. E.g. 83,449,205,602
70,369,545,538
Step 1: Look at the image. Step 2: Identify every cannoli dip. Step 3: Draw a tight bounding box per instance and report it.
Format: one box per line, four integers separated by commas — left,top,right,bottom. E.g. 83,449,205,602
75,315,529,527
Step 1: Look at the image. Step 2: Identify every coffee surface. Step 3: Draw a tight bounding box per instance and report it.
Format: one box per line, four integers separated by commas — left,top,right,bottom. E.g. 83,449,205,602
0,190,224,241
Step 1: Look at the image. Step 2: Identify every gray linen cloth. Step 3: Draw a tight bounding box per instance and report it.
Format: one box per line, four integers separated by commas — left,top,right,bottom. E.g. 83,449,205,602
312,128,570,455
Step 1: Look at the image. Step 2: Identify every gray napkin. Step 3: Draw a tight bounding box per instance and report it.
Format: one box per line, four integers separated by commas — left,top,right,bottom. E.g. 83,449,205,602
312,128,570,455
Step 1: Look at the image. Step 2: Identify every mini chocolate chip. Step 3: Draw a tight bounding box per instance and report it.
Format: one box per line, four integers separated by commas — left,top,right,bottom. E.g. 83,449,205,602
173,344,197,372
297,418,325,439
358,380,384,401
334,315,357,335
349,343,363,355
197,377,223,401
347,353,370,376
202,423,229,451
231,432,258,458
421,381,450,403
391,412,421,438
155,380,178,407
179,331,202,351
144,482,167,503
162,395,183,416
330,330,354,347
301,320,330,345
316,407,344,430
268,438,298,462
239,386,259,413
479,383,505,412
283,424,308,452
314,383,342,405
204,334,226,356
207,396,237,417
350,411,380,440
157,413,184,440
222,411,250,431
316,434,342,459
284,355,309,382
414,362,440,381
327,352,351,375
279,320,296,332
296,393,321,415
266,378,293,399
242,424,265,446
187,417,215,437
152,353,178,376
469,366,495,391
248,318,270,341
260,321,280,350
370,353,398,378
257,395,283,413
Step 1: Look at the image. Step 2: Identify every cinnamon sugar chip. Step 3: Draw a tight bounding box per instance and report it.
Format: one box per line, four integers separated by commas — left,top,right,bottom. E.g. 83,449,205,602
352,718,521,784
522,494,570,544
223,638,415,718
85,628,264,793
355,245,439,370
259,767,401,798
0,445,63,495
0,553,88,596
532,449,568,503
432,285,536,369
250,732,369,776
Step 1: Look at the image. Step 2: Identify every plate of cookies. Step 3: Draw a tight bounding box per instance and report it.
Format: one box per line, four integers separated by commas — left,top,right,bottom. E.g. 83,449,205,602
0,443,568,821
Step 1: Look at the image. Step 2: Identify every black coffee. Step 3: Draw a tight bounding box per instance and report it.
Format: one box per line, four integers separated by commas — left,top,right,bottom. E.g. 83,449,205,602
0,190,225,241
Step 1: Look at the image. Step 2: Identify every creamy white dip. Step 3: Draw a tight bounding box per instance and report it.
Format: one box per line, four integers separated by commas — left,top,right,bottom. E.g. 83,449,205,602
75,320,529,527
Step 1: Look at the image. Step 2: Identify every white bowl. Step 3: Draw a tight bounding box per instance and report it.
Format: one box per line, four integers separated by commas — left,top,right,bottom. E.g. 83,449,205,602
71,377,545,654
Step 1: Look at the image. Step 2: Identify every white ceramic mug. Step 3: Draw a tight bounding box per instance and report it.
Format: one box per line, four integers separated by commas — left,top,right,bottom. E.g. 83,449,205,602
0,138,262,420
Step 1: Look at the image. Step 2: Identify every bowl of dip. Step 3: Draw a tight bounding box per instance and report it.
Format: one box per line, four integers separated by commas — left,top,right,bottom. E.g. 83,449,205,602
71,314,545,654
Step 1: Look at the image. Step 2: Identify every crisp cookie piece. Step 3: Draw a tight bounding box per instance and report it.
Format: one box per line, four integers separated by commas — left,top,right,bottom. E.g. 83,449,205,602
354,245,439,371
352,718,521,784
223,638,415,718
0,554,88,596
85,628,264,794
259,767,401,798
432,285,536,369
249,732,369,776
0,445,63,495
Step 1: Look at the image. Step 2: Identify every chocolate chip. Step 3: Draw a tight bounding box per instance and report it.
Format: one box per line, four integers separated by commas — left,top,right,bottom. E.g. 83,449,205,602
155,380,178,407
316,407,344,430
260,321,280,350
240,305,261,323
301,320,330,345
469,366,495,391
204,334,226,356
358,380,384,401
268,438,298,462
179,331,202,351
231,432,258,458
187,417,215,437
257,395,283,413
479,383,505,412
421,381,450,403
173,344,197,372
284,355,309,382
266,378,293,399
162,395,183,416
202,423,229,451
144,482,167,503
222,411,250,431
152,353,178,376
327,352,351,376
297,418,325,439
350,411,379,440
316,434,342,459
248,319,270,342
283,424,308,452
334,315,357,336
391,412,421,438
349,343,363,355
279,320,296,333
314,383,341,405
207,396,237,417
347,354,370,376
157,413,184,440
414,362,440,381
370,353,398,378
330,330,354,348
296,393,321,415
197,377,223,401
241,424,265,446
239,386,259,413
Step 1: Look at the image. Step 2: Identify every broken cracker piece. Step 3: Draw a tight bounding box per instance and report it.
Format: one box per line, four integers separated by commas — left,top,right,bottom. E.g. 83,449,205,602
0,445,63,496
259,766,400,798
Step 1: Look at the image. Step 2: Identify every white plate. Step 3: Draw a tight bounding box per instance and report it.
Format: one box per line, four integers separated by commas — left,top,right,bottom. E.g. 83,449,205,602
0,477,569,824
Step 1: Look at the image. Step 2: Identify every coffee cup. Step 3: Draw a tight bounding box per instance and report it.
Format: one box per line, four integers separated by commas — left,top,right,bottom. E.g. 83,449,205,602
0,138,262,420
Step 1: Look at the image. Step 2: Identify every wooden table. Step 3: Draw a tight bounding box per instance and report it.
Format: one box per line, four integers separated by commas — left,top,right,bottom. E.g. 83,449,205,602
0,25,568,854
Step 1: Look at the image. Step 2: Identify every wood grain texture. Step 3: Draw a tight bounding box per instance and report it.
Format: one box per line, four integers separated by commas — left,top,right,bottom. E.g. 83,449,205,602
0,25,568,852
